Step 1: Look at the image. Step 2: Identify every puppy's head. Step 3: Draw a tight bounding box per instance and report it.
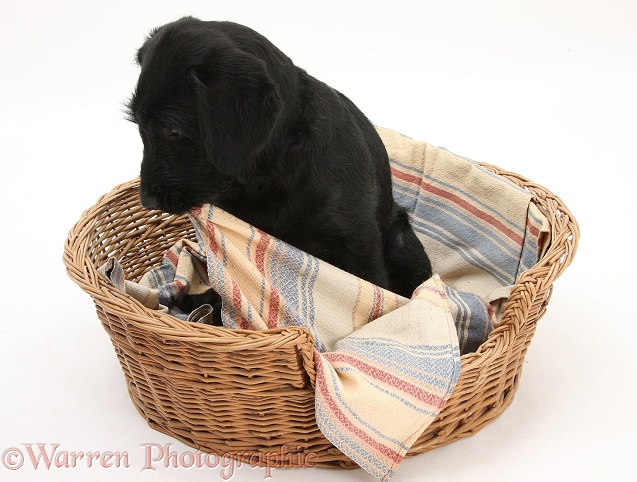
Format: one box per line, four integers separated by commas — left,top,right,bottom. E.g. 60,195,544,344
127,17,283,214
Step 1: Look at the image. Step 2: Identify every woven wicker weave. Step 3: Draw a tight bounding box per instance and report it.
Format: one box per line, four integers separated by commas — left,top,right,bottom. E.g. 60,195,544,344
63,164,578,468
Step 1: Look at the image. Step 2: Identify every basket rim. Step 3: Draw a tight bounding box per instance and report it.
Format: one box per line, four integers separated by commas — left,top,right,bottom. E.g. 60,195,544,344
63,163,579,364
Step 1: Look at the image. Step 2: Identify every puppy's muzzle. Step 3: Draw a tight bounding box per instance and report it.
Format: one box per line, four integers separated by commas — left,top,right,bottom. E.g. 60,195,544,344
139,189,160,210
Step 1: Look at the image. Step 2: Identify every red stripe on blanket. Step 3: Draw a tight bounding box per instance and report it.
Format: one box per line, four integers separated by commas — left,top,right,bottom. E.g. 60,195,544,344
232,280,249,329
254,230,280,328
426,183,525,244
314,356,402,461
526,217,540,237
391,168,524,245
370,285,383,321
325,352,447,408
204,220,219,256
267,289,280,328
165,248,179,267
391,167,421,186
255,230,270,275
413,284,447,299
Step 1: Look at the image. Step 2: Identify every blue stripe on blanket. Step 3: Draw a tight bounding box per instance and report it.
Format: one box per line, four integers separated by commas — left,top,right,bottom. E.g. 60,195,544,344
517,207,544,277
445,288,493,354
410,217,515,287
416,194,523,259
334,367,441,418
390,158,527,232
394,178,523,260
335,338,461,388
315,404,393,479
325,365,415,448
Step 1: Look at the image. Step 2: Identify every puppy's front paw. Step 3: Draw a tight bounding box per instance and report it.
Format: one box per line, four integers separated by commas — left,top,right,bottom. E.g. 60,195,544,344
175,288,223,326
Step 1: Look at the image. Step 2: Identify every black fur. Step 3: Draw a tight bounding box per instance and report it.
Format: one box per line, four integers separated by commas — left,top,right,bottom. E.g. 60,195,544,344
127,17,432,321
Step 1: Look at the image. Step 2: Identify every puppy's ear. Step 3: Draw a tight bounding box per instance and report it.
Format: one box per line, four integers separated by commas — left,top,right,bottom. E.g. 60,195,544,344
190,52,283,176
135,25,165,65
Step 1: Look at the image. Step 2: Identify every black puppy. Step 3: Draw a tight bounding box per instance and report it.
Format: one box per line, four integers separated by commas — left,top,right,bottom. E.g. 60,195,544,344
127,17,431,322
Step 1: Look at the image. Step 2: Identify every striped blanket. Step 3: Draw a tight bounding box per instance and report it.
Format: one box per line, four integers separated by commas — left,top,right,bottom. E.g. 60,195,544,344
188,205,461,480
98,127,548,479
381,127,549,318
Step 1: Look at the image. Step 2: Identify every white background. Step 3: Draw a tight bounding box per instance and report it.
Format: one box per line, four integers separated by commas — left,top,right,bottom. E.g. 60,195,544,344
1,0,635,481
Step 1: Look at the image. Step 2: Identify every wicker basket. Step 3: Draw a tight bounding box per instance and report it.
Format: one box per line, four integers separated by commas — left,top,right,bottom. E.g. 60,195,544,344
63,164,578,468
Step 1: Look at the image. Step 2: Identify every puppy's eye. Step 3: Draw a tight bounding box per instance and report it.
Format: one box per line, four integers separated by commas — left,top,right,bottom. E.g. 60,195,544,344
163,126,182,139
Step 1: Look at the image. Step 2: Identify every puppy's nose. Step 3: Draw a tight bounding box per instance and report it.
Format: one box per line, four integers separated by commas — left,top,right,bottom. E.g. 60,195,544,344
139,190,160,210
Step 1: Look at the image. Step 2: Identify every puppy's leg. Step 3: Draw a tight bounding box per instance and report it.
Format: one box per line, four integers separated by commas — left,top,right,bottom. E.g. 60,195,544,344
323,234,391,292
384,204,432,298
175,288,223,326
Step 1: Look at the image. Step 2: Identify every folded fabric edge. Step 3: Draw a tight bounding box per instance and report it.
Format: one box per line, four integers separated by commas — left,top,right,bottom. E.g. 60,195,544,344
313,275,461,481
